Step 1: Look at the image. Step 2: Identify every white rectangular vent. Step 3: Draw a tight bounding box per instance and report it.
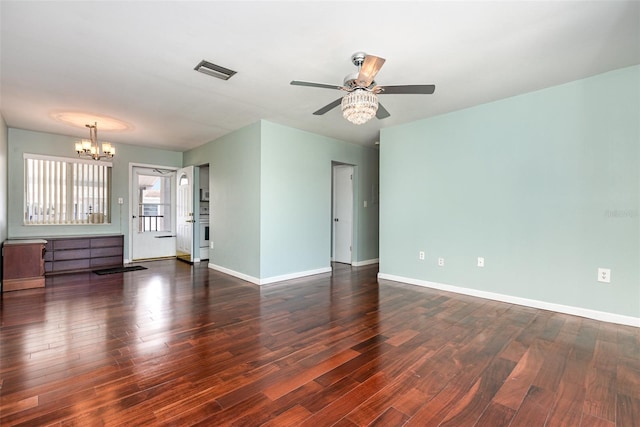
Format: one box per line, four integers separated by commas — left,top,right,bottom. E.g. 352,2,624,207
194,60,237,80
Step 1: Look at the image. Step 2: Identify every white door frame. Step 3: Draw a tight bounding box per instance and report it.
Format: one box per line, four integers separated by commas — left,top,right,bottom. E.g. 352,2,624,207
332,164,354,264
127,162,178,263
176,166,197,263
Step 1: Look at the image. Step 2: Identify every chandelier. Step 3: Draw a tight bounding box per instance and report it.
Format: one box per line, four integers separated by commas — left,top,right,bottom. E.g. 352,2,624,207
75,122,115,161
341,89,379,125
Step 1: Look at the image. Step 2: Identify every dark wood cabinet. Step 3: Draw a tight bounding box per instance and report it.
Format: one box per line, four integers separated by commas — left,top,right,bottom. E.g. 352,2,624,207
2,239,47,292
43,235,123,275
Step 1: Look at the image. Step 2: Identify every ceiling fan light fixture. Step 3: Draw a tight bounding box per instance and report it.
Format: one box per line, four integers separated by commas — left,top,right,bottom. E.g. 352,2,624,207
341,89,378,125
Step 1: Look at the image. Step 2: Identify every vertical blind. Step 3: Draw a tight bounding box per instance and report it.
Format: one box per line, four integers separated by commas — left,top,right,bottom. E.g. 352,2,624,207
24,154,112,225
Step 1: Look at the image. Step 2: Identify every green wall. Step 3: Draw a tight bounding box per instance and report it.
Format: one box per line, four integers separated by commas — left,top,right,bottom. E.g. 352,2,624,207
7,128,183,261
0,116,7,244
183,122,262,279
260,121,379,278
0,115,8,288
183,120,380,282
380,65,639,320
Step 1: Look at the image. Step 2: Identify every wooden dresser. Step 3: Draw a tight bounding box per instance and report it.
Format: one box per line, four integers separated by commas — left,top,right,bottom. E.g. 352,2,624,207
2,239,47,292
43,235,124,275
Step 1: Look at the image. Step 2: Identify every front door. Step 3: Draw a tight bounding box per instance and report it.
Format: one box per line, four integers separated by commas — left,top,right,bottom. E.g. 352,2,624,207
333,165,354,264
131,167,176,260
176,166,195,263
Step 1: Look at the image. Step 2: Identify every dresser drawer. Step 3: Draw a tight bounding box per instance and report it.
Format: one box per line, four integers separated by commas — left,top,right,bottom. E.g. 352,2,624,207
54,239,90,250
91,236,123,248
54,248,91,261
51,259,91,272
90,256,123,268
91,246,123,258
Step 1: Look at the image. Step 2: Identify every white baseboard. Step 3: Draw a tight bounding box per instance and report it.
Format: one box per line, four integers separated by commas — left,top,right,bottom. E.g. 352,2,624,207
352,258,379,267
208,263,332,286
208,263,261,285
259,267,332,285
378,272,640,328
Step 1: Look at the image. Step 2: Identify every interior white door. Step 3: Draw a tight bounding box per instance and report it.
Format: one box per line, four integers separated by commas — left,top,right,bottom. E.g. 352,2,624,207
333,165,354,264
176,166,195,262
131,167,176,260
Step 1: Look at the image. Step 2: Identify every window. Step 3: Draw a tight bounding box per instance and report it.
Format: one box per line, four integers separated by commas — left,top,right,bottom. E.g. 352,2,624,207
136,173,172,232
24,154,112,225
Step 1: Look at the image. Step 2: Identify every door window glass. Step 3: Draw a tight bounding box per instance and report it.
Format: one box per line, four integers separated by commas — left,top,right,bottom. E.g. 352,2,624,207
137,174,172,232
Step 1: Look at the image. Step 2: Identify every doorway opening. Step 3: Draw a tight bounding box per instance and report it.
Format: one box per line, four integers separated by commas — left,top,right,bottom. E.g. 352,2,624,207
130,166,177,261
332,163,354,265
176,166,195,263
198,165,210,261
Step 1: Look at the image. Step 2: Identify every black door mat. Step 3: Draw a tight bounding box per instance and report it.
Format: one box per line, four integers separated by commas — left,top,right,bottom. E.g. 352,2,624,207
93,265,148,275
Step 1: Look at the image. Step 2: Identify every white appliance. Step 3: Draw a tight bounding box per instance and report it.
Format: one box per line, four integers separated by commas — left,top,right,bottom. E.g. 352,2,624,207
199,218,209,260
199,191,210,259
199,220,209,246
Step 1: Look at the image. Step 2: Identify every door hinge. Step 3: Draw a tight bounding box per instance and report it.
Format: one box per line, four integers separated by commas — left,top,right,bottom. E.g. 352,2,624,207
350,174,352,180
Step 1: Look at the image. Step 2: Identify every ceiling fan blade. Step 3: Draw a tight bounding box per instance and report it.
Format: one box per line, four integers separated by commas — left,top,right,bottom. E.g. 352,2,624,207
356,55,386,87
377,84,436,95
376,103,390,119
313,98,343,115
291,80,344,91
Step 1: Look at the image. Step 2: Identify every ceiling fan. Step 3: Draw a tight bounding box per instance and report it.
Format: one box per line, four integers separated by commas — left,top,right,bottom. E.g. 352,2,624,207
291,52,435,125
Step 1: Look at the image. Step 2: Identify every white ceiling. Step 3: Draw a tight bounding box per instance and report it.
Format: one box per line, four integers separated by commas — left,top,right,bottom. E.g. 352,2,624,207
1,1,638,151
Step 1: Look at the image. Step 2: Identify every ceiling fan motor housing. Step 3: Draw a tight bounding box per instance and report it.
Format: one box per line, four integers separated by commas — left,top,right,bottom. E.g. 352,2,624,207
350,52,367,67
343,72,375,90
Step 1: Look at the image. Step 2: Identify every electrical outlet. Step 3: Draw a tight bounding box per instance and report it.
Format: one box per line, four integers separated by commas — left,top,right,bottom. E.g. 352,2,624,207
477,257,485,267
210,242,214,249
419,251,425,260
364,200,368,208
117,197,124,205
597,268,611,283
438,257,445,267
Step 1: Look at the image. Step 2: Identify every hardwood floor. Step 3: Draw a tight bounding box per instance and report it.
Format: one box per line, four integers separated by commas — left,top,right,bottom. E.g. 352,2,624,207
1,260,638,426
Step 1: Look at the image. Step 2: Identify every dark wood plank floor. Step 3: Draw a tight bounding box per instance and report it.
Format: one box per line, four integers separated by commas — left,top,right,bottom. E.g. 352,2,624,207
1,260,638,426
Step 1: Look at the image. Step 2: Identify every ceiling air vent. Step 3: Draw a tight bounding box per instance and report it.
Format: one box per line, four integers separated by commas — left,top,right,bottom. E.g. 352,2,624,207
194,60,237,80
